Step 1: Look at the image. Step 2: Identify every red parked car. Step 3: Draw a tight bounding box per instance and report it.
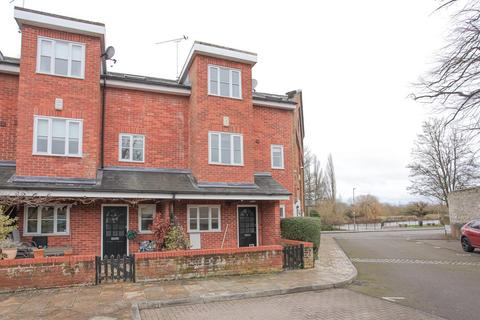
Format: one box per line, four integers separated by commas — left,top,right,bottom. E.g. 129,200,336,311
461,219,480,252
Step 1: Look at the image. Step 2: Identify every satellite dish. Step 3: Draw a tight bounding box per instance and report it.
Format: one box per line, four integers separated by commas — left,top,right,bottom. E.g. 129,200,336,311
104,46,115,60
252,79,258,91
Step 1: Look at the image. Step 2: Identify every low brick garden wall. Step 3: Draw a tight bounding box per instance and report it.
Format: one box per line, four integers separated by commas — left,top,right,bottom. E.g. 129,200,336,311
280,239,315,269
0,255,96,293
134,245,284,282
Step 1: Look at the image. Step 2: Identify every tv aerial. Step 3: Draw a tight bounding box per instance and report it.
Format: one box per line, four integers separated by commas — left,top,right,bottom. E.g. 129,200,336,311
9,0,25,7
155,35,188,79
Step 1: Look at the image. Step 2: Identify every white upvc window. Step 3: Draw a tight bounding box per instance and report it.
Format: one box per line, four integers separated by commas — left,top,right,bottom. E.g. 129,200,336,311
24,205,70,236
187,205,221,232
37,37,85,78
208,65,242,99
208,132,243,166
271,144,284,169
138,204,156,233
280,204,286,219
33,116,83,157
119,134,145,162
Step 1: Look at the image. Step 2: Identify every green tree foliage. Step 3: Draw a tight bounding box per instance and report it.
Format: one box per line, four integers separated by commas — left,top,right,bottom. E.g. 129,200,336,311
0,206,17,241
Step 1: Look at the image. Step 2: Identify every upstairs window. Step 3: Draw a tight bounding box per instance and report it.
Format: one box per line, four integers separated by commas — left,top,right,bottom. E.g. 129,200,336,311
37,37,85,78
271,145,284,169
33,116,83,157
208,65,241,99
209,132,243,166
119,134,144,162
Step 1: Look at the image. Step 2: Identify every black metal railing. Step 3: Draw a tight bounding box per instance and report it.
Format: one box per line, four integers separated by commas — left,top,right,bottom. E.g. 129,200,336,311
95,254,135,284
283,244,304,270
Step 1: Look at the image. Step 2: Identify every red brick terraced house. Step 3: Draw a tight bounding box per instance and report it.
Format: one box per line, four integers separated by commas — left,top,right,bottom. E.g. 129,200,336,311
0,7,305,257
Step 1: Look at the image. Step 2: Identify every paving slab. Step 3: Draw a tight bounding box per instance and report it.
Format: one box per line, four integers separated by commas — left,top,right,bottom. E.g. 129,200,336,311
0,235,356,320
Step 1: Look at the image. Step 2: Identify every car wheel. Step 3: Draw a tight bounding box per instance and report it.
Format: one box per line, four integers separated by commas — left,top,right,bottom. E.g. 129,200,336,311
462,237,475,252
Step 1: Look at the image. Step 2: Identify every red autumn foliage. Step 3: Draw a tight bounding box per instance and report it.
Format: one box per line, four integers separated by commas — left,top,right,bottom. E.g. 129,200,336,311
150,214,170,250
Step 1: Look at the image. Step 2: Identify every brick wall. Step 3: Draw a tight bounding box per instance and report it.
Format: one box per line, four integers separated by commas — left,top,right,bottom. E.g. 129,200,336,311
448,188,480,238
0,255,96,292
0,73,18,161
103,88,190,169
134,245,283,282
15,26,102,179
188,55,255,184
253,106,295,216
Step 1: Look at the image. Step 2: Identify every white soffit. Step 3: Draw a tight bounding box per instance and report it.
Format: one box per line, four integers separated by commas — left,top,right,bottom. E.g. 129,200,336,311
0,189,289,201
252,99,296,110
104,79,191,96
179,42,257,82
0,64,19,75
14,8,106,38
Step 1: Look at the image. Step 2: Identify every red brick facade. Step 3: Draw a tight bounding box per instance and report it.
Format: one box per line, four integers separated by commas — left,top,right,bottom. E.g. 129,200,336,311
0,8,305,258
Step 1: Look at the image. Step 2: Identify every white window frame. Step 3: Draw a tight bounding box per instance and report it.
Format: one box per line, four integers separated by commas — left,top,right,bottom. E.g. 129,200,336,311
138,204,156,234
208,65,242,99
119,133,145,163
208,131,244,166
36,36,86,79
280,204,286,219
32,116,83,157
187,205,221,233
271,144,285,169
23,205,70,236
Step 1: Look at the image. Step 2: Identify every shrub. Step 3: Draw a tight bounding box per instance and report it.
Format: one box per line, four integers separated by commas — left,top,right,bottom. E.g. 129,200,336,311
309,210,320,218
281,217,321,256
150,215,170,250
164,225,190,250
0,206,17,241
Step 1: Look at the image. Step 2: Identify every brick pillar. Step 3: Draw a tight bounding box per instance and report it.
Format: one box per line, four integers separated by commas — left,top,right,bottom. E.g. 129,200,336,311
260,201,281,245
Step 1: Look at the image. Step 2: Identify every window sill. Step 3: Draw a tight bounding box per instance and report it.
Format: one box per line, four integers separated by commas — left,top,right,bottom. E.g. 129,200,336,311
23,233,70,237
208,162,244,167
208,93,243,101
137,231,153,235
36,70,85,80
271,167,285,170
118,159,145,163
187,230,222,233
32,153,83,158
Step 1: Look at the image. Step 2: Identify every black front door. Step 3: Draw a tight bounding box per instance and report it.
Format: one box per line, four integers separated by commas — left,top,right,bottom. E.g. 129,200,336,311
103,206,127,257
238,206,257,247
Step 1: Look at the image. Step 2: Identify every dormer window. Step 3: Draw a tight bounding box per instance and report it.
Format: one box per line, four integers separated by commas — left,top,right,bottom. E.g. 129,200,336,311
37,37,85,79
208,65,241,99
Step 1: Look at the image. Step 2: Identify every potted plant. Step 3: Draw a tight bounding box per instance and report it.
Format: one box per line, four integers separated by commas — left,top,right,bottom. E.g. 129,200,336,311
33,247,44,258
0,239,17,260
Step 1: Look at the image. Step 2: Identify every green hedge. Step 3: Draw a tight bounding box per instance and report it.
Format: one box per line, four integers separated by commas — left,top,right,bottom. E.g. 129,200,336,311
281,217,321,256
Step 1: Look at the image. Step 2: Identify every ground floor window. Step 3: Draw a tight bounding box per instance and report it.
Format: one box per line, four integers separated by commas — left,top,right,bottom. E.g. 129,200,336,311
187,205,221,232
280,204,286,219
24,205,70,235
138,204,155,233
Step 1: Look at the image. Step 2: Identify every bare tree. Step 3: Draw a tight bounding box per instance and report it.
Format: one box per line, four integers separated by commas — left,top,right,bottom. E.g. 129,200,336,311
323,154,336,201
407,118,479,206
414,0,480,130
303,148,326,204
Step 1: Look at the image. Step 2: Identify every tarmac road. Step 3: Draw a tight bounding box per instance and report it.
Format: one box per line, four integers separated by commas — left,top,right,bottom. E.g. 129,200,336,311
335,229,480,320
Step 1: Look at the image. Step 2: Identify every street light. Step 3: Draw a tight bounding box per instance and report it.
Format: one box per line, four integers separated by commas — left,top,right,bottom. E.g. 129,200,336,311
352,187,357,231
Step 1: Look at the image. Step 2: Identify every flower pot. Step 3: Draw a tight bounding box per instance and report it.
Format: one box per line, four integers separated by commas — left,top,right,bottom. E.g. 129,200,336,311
2,248,17,260
33,248,44,259
64,248,73,256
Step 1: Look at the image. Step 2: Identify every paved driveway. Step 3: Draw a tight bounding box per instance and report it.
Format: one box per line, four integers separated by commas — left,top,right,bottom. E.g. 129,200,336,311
335,229,480,320
140,289,442,320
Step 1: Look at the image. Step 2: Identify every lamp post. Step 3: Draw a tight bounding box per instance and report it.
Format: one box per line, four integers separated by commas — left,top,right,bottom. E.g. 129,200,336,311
352,187,356,231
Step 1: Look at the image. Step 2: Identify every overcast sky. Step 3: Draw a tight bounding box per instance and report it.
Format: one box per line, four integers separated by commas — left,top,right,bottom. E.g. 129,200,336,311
0,0,458,204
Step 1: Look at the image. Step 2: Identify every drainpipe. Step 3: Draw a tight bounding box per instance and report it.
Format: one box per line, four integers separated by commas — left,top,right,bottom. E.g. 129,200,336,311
170,193,176,225
100,74,106,169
